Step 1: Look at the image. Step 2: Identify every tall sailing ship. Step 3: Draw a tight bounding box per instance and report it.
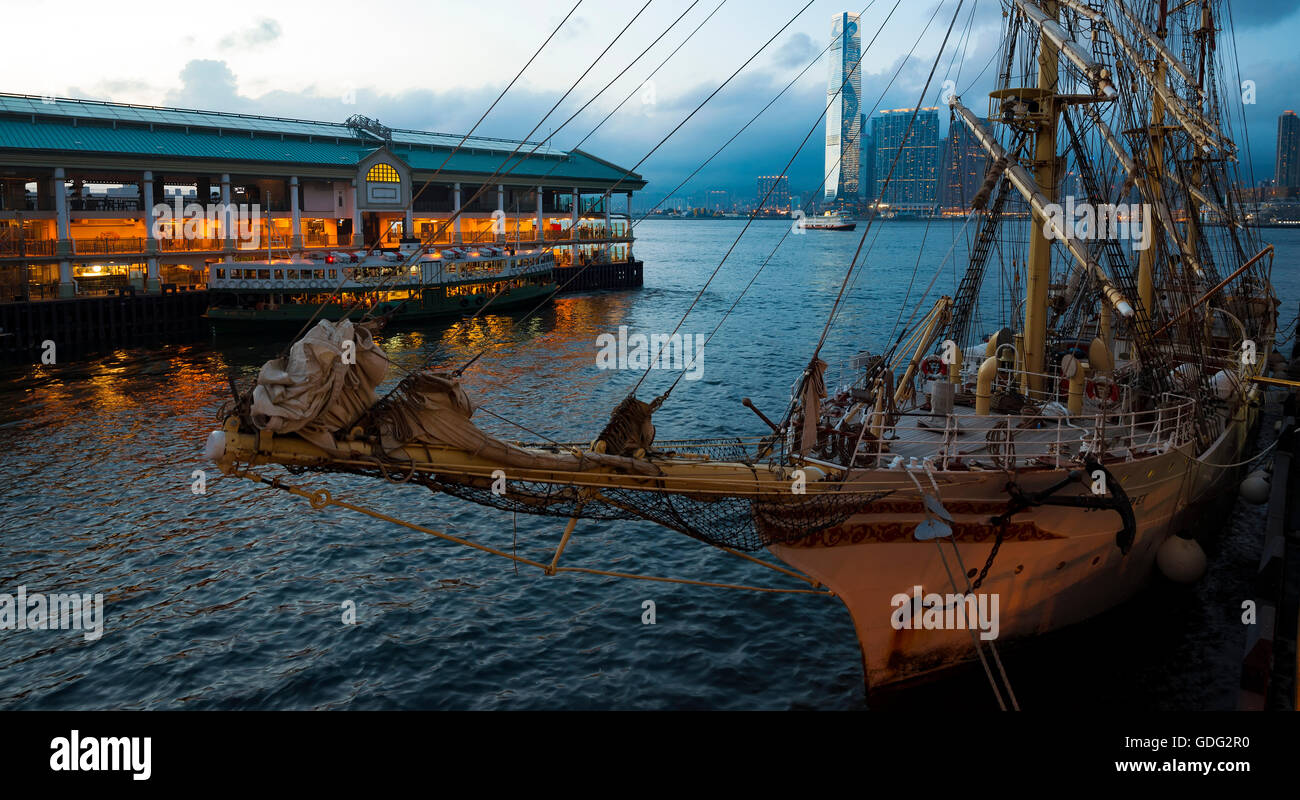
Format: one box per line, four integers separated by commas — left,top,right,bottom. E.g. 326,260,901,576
206,0,1280,695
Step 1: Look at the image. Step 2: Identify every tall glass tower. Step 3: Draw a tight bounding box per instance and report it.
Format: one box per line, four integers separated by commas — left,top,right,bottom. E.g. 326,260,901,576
824,12,861,205
1276,110,1300,191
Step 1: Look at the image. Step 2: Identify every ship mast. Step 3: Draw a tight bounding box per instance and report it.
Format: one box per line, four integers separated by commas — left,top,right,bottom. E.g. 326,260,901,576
1023,0,1061,395
1137,0,1169,314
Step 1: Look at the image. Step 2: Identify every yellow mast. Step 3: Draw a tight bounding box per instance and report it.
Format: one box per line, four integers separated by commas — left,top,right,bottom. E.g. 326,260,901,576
1137,1,1168,313
1024,0,1060,394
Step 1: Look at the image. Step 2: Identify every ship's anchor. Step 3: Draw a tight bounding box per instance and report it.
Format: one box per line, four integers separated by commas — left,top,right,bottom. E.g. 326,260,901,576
990,455,1137,556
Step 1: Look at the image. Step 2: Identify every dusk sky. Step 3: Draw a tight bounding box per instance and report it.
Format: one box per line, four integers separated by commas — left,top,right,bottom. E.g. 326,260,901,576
5,0,1300,204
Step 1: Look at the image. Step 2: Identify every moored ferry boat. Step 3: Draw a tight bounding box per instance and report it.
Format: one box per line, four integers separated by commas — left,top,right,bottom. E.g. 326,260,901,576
203,245,557,327
804,211,856,231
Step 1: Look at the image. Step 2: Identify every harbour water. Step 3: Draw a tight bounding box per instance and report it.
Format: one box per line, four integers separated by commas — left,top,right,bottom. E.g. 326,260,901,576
2,219,1297,709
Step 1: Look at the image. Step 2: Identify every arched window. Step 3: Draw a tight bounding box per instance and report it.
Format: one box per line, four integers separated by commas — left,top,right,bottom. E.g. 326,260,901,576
367,163,399,182
365,162,402,203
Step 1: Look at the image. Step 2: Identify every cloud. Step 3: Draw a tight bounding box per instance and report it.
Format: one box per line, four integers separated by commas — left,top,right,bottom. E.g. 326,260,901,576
772,32,818,69
218,18,282,50
163,60,250,112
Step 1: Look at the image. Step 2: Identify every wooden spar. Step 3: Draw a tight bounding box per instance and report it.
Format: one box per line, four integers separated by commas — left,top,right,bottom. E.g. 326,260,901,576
547,504,584,575
1250,375,1300,389
742,397,780,433
894,296,952,406
1150,245,1275,338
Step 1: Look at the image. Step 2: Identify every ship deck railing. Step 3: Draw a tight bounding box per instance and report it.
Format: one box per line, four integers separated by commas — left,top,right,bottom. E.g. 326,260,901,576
844,393,1201,471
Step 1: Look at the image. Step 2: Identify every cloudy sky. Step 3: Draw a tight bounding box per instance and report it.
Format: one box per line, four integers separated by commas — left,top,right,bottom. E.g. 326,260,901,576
4,0,1299,204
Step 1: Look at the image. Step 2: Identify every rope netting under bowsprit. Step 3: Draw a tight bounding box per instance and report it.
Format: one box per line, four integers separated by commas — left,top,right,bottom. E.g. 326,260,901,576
596,485,894,552
286,459,890,552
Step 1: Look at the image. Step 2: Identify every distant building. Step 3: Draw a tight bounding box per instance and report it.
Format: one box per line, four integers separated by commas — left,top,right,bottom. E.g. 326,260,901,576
860,112,875,202
1276,110,1300,191
705,189,730,212
870,107,940,210
824,12,862,206
939,116,989,212
756,175,791,212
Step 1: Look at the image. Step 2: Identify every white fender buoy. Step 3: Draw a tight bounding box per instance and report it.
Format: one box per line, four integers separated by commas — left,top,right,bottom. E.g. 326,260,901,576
1239,470,1270,505
203,430,227,462
1156,534,1207,583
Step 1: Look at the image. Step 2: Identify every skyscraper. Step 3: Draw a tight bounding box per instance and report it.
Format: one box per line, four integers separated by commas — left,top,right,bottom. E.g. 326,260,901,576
940,116,990,211
756,175,791,212
824,12,861,205
1276,110,1300,191
861,112,875,202
870,108,940,209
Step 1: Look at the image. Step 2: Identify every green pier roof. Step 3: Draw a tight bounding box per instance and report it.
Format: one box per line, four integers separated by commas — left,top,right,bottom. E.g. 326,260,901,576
0,93,645,189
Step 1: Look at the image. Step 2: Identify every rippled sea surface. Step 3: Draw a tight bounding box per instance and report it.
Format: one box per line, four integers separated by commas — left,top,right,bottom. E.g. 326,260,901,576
2,219,1298,710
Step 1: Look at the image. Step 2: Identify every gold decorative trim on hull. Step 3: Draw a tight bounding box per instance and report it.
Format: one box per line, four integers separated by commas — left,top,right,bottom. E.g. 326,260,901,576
783,519,1059,548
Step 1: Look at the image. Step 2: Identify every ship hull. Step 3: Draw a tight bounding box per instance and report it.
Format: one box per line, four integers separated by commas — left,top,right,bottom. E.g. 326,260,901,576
768,402,1259,690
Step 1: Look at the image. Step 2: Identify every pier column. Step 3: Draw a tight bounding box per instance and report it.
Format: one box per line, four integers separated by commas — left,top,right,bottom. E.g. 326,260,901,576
350,180,363,248
289,176,302,251
221,174,233,263
53,168,71,258
603,191,612,261
453,182,463,243
143,171,160,273
58,259,75,299
496,184,505,242
571,187,579,267
146,257,161,294
626,191,634,262
536,186,544,245
404,207,414,240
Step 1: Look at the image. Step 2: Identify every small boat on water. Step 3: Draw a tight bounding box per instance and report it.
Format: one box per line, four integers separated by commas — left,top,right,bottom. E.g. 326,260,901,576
804,212,857,231
202,245,557,328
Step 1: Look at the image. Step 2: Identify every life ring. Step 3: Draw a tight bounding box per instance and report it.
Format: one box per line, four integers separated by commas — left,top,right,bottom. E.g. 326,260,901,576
459,298,469,308
919,354,947,379
238,281,250,290
473,295,483,304
1086,375,1120,409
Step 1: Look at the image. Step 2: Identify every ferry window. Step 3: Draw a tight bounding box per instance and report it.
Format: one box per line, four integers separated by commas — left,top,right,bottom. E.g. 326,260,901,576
367,163,399,182
329,270,336,279
259,269,271,280
216,268,225,279
274,269,283,280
